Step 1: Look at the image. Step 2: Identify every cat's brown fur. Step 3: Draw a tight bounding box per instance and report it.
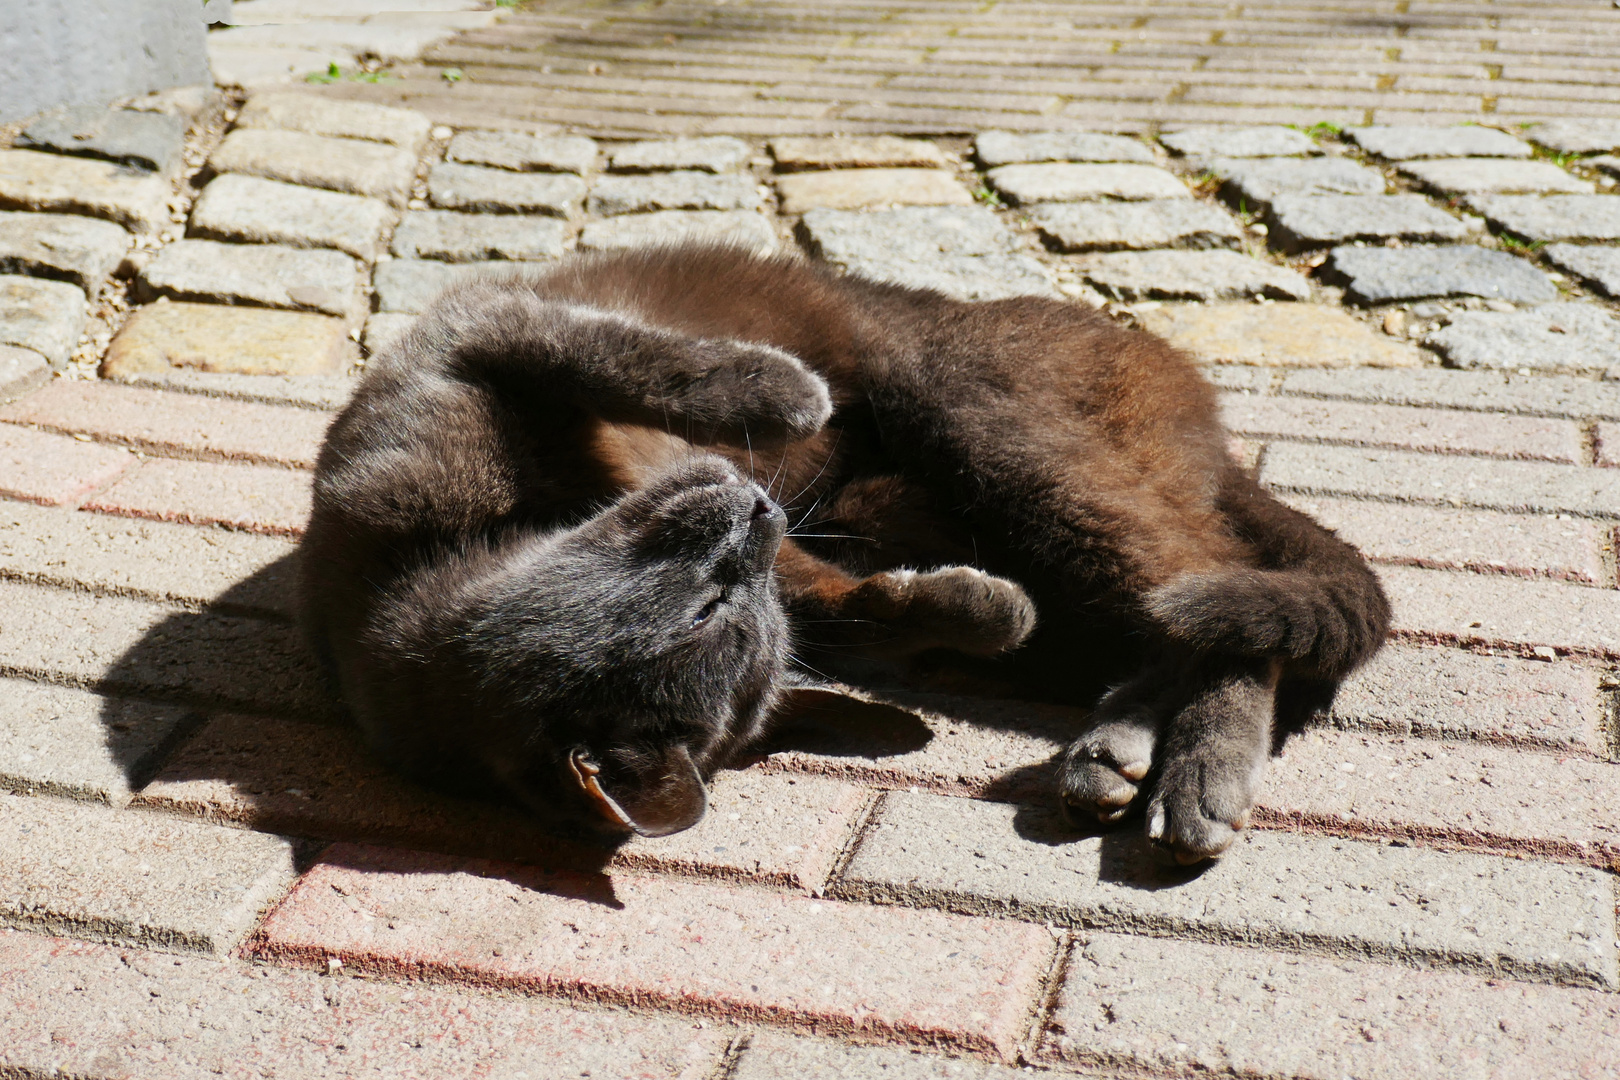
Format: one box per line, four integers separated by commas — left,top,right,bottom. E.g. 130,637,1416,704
302,243,1389,862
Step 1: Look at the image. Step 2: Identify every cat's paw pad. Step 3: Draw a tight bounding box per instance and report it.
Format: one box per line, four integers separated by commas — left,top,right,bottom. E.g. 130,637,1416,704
1058,716,1157,825
685,343,832,441
1144,743,1263,864
890,566,1036,656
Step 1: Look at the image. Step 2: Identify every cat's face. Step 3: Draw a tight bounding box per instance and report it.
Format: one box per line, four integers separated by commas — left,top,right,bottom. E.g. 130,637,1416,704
466,455,790,838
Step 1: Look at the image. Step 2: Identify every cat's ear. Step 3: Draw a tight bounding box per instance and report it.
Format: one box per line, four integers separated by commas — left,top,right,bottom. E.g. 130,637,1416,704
569,745,708,837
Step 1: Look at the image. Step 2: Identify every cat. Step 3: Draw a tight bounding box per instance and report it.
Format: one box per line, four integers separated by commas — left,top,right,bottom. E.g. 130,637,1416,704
300,243,1390,863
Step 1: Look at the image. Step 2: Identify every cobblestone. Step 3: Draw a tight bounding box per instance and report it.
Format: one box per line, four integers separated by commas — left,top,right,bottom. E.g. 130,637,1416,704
1400,159,1595,196
0,275,85,369
986,162,1187,204
0,347,48,404
373,259,516,314
773,135,950,170
17,106,186,174
1530,119,1620,154
973,130,1154,167
445,131,598,174
102,301,353,378
1215,157,1387,205
1545,243,1620,297
427,162,587,216
189,175,395,262
84,457,313,537
1347,125,1533,160
1029,200,1241,252
588,171,762,215
777,168,971,213
1137,303,1421,366
1425,304,1620,374
208,129,419,208
0,151,171,235
136,240,363,320
1071,250,1311,302
578,209,777,252
610,135,750,173
1468,195,1620,243
1329,245,1559,305
1160,125,1317,159
235,91,432,153
0,212,130,291
390,210,568,262
1264,194,1473,252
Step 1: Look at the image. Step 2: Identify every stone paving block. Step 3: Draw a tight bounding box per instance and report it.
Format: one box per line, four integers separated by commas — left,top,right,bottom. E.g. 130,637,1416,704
1263,727,1620,868
17,107,185,174
800,206,1057,301
1264,194,1473,252
1328,245,1558,305
1346,125,1533,160
136,240,363,320
1468,194,1620,243
1329,642,1605,752
1136,303,1421,367
1215,157,1387,206
1161,125,1318,159
1381,562,1620,658
1200,364,1272,392
1029,199,1241,251
0,150,172,235
843,791,1618,988
1529,119,1620,154
250,843,1055,1059
773,135,950,170
588,171,762,215
141,712,865,890
115,371,357,412
1598,422,1620,467
1400,159,1594,196
1262,443,1620,519
0,499,296,615
102,300,353,378
973,130,1154,167
0,426,132,507
0,792,297,954
0,579,331,717
0,679,193,805
0,346,47,404
373,259,520,315
0,275,85,369
235,91,432,153
0,380,328,469
428,162,586,217
0,212,129,290
985,162,1188,205
445,131,598,174
610,135,751,173
735,1030,1025,1079
1289,493,1605,582
390,209,568,262
1221,394,1582,461
208,128,418,208
1278,366,1620,421
84,457,312,538
0,931,731,1080
1425,303,1620,374
1044,931,1620,1080
578,209,777,252
363,312,417,355
776,168,972,213
1545,242,1620,298
1072,251,1310,301
189,175,395,262
213,22,453,65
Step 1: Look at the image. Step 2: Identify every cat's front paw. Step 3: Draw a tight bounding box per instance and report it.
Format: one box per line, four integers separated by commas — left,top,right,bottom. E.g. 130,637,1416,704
681,342,832,441
853,566,1036,657
1144,738,1265,864
1058,714,1157,825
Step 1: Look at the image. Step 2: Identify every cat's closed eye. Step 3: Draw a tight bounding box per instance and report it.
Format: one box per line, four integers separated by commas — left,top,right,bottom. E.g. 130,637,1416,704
693,590,726,627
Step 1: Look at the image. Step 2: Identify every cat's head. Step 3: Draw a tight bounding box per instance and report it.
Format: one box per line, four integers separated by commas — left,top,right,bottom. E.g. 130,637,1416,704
461,454,790,838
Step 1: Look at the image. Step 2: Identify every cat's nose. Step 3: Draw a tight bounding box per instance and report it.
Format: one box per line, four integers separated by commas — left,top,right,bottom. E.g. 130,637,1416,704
750,495,774,520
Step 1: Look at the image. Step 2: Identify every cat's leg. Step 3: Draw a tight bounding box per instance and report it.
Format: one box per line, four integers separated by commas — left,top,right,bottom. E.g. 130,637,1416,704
1057,648,1188,824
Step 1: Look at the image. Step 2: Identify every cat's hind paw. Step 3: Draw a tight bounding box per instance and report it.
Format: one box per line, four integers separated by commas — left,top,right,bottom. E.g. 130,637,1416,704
1058,714,1157,825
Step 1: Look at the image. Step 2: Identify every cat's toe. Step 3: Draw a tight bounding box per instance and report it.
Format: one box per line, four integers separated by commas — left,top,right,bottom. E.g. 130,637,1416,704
1144,745,1262,864
1058,717,1157,825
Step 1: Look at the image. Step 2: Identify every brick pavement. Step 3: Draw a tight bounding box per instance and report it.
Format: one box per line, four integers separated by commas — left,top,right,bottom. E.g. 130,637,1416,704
0,0,1618,1075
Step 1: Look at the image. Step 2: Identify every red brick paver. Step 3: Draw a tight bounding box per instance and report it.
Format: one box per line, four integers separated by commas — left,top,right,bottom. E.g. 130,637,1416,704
83,457,313,537
0,425,132,507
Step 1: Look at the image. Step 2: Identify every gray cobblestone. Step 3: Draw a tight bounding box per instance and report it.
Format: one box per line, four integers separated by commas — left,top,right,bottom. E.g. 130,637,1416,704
427,163,586,217
1545,243,1620,298
986,162,1188,204
773,135,949,170
1529,120,1620,155
1346,125,1532,160
373,259,519,314
577,209,777,252
1264,194,1472,252
1328,245,1558,305
1401,159,1594,197
587,172,761,215
1030,199,1241,251
1279,366,1620,420
610,136,750,173
445,131,598,174
841,791,1618,988
390,210,568,262
1425,304,1620,374
208,129,418,208
137,240,362,319
0,212,129,290
1160,125,1317,159
0,276,84,369
188,175,395,263
234,92,431,154
1215,157,1386,206
1468,195,1620,243
0,151,171,235
973,130,1154,167
1072,250,1310,301
18,106,186,174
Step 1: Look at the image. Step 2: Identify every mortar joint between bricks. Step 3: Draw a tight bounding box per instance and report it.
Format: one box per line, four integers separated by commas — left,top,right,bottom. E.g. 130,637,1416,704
710,1030,753,1080
817,785,887,899
1019,927,1074,1069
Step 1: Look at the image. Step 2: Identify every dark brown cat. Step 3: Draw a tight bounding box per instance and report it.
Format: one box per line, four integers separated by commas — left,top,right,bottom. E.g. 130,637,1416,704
300,243,1390,863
